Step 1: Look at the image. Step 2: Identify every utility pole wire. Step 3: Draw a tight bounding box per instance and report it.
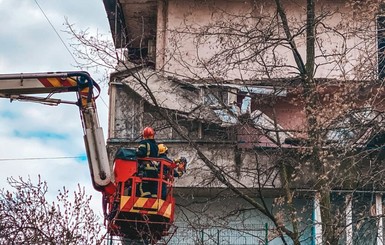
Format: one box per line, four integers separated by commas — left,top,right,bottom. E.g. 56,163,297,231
0,156,86,161
34,0,79,66
34,0,109,110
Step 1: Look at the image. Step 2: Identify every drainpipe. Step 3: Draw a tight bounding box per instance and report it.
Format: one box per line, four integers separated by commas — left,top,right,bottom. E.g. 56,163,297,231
376,194,383,245
312,192,322,245
265,223,269,245
345,194,353,245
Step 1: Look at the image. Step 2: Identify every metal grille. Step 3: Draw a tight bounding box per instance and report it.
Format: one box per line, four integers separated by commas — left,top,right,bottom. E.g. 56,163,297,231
166,223,269,245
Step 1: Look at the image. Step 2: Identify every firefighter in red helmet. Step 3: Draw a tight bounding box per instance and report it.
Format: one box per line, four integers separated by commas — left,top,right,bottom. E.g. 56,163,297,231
136,126,158,158
136,126,159,198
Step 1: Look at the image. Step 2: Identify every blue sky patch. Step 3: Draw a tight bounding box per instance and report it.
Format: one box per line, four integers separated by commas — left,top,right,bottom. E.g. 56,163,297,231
13,130,68,140
0,110,18,119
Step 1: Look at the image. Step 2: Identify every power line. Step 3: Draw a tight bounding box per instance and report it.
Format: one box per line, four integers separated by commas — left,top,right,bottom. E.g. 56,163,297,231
33,0,79,66
0,156,86,162
34,0,110,111
100,95,109,108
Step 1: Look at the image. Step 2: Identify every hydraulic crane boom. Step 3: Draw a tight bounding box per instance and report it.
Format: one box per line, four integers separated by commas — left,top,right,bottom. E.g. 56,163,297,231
0,71,181,244
0,71,111,190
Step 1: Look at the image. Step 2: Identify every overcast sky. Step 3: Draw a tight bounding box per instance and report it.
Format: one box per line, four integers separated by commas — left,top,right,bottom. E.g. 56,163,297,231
0,0,112,216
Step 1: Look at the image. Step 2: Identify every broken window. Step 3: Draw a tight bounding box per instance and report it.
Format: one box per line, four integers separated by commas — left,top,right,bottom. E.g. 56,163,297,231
203,87,229,107
326,107,384,146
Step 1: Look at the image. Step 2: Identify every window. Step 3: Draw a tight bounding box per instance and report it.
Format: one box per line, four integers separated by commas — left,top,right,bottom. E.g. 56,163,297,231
326,108,383,146
203,87,228,107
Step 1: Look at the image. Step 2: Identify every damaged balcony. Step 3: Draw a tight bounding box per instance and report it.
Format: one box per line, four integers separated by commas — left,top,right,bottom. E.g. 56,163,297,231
107,68,385,191
108,68,295,147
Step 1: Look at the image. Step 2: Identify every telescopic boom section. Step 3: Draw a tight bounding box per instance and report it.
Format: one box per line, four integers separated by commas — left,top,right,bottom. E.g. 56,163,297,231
0,71,111,190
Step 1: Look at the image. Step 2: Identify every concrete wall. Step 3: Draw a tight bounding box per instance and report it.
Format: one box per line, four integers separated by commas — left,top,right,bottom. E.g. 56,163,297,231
170,195,314,244
156,0,377,81
107,81,303,189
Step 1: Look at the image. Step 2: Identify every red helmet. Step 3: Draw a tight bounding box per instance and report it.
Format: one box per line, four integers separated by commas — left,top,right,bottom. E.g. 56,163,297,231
143,127,155,138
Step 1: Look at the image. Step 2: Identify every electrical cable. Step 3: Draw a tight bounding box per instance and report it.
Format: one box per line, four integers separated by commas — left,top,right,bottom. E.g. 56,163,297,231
33,0,79,66
0,156,86,161
99,94,109,108
34,0,110,110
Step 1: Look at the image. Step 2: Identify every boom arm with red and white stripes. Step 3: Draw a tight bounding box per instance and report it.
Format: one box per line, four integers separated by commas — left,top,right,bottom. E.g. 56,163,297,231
0,71,111,190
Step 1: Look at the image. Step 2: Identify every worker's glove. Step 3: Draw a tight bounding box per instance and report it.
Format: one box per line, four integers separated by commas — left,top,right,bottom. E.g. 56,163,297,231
176,157,187,173
177,164,185,173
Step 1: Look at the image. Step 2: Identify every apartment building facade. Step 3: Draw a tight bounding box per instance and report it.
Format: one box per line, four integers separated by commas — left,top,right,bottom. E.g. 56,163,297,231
102,1,385,244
